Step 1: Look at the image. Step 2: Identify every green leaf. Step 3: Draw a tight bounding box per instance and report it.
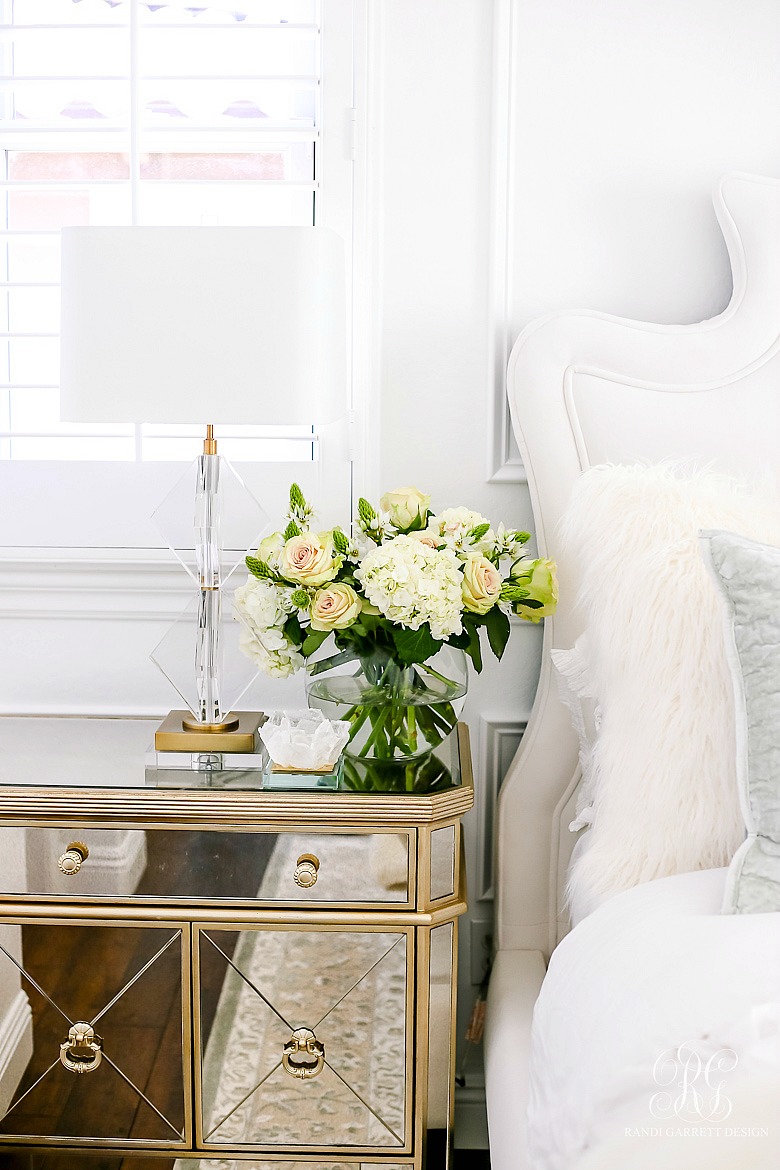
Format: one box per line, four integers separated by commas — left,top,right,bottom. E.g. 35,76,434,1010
391,623,442,666
514,530,531,545
283,519,300,541
306,645,359,673
469,522,490,543
461,615,483,673
446,630,471,650
283,613,304,646
301,628,331,657
485,605,511,661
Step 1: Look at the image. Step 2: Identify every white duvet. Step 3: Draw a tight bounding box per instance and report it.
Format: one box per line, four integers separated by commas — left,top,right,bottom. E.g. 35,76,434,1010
527,868,780,1170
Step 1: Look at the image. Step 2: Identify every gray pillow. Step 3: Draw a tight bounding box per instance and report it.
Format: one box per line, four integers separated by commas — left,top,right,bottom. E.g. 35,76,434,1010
702,529,780,914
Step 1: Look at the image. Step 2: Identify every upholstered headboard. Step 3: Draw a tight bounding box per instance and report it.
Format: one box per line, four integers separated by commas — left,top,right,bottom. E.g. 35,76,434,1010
496,172,780,958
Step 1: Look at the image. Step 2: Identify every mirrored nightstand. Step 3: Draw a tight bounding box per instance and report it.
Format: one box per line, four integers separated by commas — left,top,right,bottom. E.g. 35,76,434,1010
0,718,473,1169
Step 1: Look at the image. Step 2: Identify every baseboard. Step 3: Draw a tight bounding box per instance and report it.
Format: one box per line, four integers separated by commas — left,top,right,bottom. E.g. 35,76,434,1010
0,988,33,1117
455,1083,489,1150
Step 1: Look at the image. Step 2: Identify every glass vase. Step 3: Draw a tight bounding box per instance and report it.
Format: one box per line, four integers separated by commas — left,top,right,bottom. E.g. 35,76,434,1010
305,644,467,793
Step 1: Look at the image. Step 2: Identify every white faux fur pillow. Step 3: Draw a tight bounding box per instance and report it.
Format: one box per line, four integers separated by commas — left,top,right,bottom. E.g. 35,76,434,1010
563,464,780,913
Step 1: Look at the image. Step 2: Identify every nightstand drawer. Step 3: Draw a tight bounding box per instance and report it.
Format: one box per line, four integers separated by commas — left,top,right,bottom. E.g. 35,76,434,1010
195,923,413,1155
0,826,414,907
0,918,189,1150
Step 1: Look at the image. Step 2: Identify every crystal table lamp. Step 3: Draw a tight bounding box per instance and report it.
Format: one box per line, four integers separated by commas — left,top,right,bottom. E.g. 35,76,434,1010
59,226,346,751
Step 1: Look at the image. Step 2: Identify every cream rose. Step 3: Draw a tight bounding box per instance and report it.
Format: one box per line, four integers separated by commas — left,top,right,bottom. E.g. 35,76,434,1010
461,555,502,615
380,486,431,531
409,530,441,550
280,531,339,586
310,583,362,631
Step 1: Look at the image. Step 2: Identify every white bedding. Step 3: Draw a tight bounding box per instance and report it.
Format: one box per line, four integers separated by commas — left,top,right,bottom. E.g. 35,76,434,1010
527,868,780,1170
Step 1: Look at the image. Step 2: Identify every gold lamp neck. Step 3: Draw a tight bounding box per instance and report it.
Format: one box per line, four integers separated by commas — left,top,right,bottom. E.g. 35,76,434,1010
203,424,217,455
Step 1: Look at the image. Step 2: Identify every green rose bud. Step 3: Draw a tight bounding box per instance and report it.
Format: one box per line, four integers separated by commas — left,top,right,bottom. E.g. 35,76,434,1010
509,557,558,623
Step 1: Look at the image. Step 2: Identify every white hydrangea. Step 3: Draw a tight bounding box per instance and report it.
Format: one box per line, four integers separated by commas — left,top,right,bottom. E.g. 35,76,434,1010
427,507,495,556
238,626,303,679
234,578,303,678
355,534,463,640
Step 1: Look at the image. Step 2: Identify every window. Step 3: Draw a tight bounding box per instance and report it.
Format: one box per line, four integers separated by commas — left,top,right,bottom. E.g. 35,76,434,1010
0,0,354,547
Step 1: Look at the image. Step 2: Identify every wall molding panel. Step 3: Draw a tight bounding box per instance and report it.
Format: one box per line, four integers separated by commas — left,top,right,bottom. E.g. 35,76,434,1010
477,714,528,903
487,0,526,485
0,556,191,622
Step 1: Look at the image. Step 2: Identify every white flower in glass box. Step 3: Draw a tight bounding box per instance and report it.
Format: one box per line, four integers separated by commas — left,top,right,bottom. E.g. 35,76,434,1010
235,484,558,791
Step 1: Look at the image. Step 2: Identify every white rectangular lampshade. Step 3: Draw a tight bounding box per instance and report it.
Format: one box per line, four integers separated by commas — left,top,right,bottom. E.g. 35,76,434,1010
59,226,346,425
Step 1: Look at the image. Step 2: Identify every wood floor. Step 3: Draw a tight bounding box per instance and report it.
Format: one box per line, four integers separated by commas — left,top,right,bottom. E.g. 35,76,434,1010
0,828,276,1169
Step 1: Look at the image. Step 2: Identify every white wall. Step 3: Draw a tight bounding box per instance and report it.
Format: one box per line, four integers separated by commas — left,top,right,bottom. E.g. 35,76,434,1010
508,0,780,328
373,0,780,1144
374,1,537,1142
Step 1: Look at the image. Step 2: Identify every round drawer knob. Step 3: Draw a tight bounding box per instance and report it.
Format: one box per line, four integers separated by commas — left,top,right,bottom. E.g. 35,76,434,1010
293,853,320,889
58,842,89,876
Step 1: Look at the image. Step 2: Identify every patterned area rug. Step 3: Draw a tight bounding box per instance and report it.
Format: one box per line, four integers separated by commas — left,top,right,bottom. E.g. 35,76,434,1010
179,834,408,1170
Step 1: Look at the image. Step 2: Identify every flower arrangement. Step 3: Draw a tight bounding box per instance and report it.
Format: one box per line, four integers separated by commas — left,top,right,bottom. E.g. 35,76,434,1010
235,484,557,786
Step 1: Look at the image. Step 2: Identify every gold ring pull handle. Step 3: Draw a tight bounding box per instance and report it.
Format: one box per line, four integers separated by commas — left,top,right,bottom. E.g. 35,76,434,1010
60,1022,103,1074
57,842,89,876
293,853,320,889
282,1027,325,1079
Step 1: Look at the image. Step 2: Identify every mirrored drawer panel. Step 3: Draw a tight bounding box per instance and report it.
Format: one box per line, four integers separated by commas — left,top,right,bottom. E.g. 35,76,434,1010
0,920,188,1150
0,827,413,906
196,924,413,1154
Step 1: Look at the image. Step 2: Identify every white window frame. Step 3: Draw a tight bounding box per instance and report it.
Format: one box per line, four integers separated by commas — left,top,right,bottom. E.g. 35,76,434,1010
0,0,361,560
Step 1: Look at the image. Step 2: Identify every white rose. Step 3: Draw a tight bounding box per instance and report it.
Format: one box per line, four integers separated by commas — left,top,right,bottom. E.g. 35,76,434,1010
379,486,431,531
280,531,340,586
461,555,502,615
255,532,285,571
310,583,362,631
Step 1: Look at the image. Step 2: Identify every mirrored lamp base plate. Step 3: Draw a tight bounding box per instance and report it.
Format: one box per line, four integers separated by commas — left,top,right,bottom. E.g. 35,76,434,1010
153,708,263,752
